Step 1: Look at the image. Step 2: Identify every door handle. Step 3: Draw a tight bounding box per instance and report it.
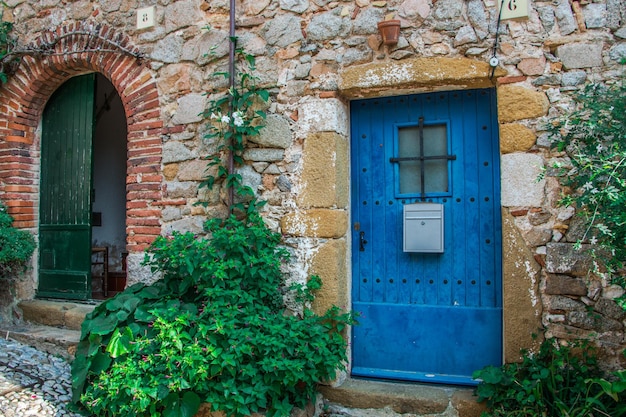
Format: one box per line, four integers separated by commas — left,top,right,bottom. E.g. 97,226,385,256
359,231,368,252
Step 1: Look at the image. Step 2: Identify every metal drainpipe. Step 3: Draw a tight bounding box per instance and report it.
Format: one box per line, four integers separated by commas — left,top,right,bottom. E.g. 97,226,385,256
227,0,236,210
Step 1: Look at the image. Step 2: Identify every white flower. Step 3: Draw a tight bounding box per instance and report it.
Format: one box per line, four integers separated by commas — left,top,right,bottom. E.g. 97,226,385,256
233,111,244,127
221,115,230,124
589,236,598,245
582,181,594,191
596,143,604,153
210,113,219,120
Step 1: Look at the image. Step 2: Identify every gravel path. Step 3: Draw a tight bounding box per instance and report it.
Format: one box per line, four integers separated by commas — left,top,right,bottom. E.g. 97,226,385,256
0,337,82,417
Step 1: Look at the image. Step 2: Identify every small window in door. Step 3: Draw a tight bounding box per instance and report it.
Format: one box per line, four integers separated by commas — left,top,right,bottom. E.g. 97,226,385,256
392,119,454,197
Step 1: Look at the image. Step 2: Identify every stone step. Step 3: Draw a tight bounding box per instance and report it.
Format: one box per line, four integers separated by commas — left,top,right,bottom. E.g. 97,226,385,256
0,324,81,360
319,378,485,417
0,299,98,359
19,299,97,331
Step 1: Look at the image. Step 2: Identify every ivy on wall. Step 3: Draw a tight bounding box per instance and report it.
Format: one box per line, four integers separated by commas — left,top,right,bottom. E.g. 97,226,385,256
547,72,626,308
0,6,17,83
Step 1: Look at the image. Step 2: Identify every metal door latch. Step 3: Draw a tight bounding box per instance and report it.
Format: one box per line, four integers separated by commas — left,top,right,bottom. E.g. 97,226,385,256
359,231,368,251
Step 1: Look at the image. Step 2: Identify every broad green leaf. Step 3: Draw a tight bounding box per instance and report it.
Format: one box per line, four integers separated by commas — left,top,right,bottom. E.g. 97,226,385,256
105,327,134,358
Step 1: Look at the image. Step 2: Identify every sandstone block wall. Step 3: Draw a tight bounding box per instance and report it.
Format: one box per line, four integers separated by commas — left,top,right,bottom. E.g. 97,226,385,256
1,0,625,367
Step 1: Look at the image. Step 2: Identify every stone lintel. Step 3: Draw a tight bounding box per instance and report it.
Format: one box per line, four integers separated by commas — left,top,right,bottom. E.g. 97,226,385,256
338,57,506,99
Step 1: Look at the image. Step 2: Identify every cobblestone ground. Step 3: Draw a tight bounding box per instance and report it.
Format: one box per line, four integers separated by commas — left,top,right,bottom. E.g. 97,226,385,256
0,337,82,417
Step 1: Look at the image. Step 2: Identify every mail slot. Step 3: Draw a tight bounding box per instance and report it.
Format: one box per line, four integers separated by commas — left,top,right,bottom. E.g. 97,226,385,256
403,203,444,253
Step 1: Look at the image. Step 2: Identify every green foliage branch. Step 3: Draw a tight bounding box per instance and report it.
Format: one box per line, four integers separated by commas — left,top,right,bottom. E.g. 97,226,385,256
200,43,269,213
0,202,36,279
71,45,355,417
473,338,626,417
546,77,626,305
0,4,17,84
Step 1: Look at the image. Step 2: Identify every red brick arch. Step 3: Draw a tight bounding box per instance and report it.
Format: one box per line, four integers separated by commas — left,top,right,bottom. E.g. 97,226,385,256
0,22,172,252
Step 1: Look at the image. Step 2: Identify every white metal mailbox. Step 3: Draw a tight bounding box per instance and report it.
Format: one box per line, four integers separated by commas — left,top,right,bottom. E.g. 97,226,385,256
403,203,444,253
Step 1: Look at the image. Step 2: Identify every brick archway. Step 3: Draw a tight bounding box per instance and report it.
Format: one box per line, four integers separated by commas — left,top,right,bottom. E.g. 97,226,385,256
0,22,168,253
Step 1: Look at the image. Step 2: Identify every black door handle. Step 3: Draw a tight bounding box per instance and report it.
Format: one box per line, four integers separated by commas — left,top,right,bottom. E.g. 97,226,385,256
359,231,368,252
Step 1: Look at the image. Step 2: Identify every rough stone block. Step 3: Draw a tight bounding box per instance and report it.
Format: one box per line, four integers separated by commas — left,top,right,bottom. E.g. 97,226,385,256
595,298,626,321
250,114,293,149
545,274,587,296
451,388,487,417
178,159,215,182
547,295,587,313
163,141,195,164
545,242,593,277
264,14,304,47
582,3,607,29
299,99,348,137
310,238,347,315
298,132,348,209
497,85,549,123
499,123,536,154
557,43,604,70
171,93,207,125
243,148,285,162
517,57,546,76
500,153,545,207
281,209,348,238
554,0,577,35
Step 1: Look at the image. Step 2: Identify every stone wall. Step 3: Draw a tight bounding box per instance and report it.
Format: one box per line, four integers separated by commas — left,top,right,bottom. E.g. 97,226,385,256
1,0,625,368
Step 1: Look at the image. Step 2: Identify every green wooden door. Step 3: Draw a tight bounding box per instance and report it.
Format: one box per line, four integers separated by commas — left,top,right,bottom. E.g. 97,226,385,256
38,74,95,300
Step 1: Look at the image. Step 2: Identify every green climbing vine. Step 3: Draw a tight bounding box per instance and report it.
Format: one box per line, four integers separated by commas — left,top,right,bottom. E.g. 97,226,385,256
0,3,20,84
547,74,626,306
200,49,269,212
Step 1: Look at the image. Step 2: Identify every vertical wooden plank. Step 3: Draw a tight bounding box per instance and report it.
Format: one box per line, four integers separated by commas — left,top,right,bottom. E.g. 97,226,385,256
352,99,373,304
370,98,388,303
476,89,501,308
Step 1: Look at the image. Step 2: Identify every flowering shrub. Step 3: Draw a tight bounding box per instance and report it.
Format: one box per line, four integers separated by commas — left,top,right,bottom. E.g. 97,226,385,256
548,78,626,305
71,47,355,417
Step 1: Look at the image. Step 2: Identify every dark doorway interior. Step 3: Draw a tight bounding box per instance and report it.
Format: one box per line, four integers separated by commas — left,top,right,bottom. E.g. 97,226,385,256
91,74,127,298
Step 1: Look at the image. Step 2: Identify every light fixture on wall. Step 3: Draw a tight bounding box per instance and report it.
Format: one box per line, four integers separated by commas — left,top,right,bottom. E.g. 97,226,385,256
378,19,401,46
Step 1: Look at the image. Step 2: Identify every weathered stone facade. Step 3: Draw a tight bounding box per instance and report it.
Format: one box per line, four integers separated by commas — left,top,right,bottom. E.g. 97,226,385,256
1,0,625,381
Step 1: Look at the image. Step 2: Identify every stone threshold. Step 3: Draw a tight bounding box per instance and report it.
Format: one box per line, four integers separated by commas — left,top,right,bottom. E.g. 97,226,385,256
318,378,485,417
18,299,97,331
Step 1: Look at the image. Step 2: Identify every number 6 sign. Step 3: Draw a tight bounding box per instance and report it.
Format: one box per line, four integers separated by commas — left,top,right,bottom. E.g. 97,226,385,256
498,0,529,20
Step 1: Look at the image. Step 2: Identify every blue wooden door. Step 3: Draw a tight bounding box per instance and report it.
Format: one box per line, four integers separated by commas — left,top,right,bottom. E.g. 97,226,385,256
351,89,502,385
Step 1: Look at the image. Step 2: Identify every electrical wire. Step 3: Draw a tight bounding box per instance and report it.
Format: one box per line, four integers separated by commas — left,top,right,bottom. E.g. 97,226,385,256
490,0,506,79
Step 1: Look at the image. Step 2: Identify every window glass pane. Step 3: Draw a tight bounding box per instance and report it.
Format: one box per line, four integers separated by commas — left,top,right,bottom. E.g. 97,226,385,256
398,126,421,194
398,124,448,194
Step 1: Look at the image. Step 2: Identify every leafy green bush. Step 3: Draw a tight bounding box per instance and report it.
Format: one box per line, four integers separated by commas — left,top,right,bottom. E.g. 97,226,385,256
0,6,17,83
0,202,36,279
72,213,354,417
473,338,626,417
547,78,626,302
